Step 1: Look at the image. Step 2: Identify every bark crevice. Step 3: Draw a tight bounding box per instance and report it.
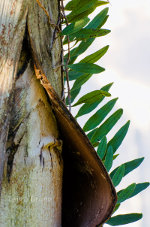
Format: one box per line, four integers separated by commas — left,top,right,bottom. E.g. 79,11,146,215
0,1,63,226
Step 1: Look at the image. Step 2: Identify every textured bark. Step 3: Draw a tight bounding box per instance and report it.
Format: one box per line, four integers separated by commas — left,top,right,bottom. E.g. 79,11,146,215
0,0,63,226
0,0,27,191
0,65,63,226
0,1,117,226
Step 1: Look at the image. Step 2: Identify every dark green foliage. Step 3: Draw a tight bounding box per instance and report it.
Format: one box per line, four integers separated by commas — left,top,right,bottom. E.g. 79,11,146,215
110,157,144,179
70,73,92,91
75,83,113,118
68,71,84,81
64,38,94,65
117,183,136,203
67,0,100,22
97,136,107,159
107,121,130,154
63,1,149,225
66,1,109,23
66,87,81,105
113,154,119,160
65,0,108,12
61,17,90,36
80,45,109,63
90,109,123,144
127,182,149,199
117,182,150,205
69,28,111,41
83,98,118,132
76,101,101,118
63,7,110,102
111,165,125,187
68,63,105,74
73,90,110,106
104,146,113,172
107,213,142,225
86,7,109,29
87,128,97,141
113,203,120,214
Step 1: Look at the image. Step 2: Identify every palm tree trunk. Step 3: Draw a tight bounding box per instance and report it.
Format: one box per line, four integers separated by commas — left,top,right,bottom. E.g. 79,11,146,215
0,0,63,226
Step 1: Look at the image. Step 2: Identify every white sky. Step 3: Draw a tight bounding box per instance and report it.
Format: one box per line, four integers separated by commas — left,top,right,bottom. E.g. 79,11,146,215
65,0,150,226
104,1,150,226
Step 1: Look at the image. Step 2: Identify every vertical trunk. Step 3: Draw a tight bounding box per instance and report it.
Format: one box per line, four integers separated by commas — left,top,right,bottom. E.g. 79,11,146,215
0,1,117,226
0,0,27,190
0,0,63,226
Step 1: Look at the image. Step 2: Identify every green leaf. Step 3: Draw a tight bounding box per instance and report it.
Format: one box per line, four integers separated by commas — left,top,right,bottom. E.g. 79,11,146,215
61,17,90,35
65,8,109,64
65,0,108,11
83,98,118,132
64,38,94,65
93,142,100,147
74,28,111,40
80,45,109,63
117,183,136,203
113,203,120,214
91,109,123,144
87,128,97,140
124,158,144,176
71,73,92,91
110,157,144,179
68,63,105,74
69,39,94,63
107,121,130,154
97,136,107,159
68,71,84,81
67,0,98,22
106,213,143,225
66,87,81,105
65,0,81,11
63,30,93,44
104,146,113,172
75,83,113,118
68,74,93,105
86,7,109,29
113,154,119,160
96,0,109,7
64,15,108,45
111,164,125,187
71,8,107,24
128,182,150,199
73,90,111,106
76,101,100,118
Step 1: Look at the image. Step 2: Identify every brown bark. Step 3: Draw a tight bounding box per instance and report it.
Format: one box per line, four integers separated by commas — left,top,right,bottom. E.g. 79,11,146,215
0,0,63,193
0,0,63,225
0,0,117,226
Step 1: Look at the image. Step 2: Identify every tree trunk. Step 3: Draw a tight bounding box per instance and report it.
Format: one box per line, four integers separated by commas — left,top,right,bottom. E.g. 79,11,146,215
0,1,117,226
0,0,63,226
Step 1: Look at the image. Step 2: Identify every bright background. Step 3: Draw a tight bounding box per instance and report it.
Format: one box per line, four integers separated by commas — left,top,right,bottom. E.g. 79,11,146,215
66,0,150,226
93,1,150,226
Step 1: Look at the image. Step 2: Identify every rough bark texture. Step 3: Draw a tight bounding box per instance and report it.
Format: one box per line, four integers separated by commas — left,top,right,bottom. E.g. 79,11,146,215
0,0,27,191
0,0,63,226
0,0,117,226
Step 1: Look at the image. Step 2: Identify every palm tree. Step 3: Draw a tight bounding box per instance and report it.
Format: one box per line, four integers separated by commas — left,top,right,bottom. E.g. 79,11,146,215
0,0,116,226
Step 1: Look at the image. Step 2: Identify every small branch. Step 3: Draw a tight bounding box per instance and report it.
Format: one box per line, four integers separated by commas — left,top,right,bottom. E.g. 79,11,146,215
60,0,71,112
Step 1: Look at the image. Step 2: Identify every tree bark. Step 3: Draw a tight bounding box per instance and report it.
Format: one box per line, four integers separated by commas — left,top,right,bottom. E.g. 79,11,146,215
0,1,117,226
0,0,63,226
